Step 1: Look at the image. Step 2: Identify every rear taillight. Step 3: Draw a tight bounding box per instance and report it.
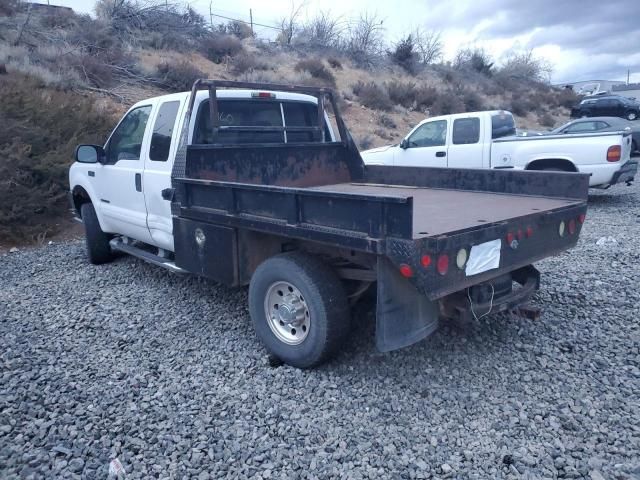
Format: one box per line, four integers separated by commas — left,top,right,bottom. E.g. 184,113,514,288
568,219,576,235
420,255,432,268
436,254,449,276
607,145,621,162
399,264,413,278
526,226,534,238
578,213,586,224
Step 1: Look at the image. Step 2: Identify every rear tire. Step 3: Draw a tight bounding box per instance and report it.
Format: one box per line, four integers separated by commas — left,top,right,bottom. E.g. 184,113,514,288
626,111,638,121
81,203,113,265
249,252,350,368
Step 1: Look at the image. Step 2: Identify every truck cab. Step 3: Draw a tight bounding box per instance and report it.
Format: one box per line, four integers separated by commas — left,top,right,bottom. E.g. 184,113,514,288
70,89,334,252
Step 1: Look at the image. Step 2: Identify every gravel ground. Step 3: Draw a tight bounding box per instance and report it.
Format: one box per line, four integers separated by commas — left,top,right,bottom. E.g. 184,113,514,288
1,183,639,480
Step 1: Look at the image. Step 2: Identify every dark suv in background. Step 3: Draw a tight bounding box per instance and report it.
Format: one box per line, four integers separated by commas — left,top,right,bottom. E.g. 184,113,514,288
570,95,640,121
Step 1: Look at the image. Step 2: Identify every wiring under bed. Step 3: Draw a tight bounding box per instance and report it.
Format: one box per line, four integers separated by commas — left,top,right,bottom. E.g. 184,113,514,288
467,283,495,321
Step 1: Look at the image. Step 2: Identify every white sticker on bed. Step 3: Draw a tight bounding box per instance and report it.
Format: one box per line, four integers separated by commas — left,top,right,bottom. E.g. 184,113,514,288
465,239,501,276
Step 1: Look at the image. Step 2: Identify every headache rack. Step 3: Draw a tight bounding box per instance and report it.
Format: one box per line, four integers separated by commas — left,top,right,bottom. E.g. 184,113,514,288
184,79,349,146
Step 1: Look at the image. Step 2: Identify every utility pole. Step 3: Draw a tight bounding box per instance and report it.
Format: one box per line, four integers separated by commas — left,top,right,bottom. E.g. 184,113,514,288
628,69,630,85
209,1,214,30
249,8,254,36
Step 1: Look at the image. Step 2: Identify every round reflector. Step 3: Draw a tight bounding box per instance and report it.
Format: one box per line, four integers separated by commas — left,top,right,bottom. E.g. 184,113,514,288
421,255,432,268
568,219,576,235
526,226,533,238
456,249,468,269
578,213,586,224
506,232,515,244
559,221,565,237
436,254,449,275
517,229,524,240
399,264,413,278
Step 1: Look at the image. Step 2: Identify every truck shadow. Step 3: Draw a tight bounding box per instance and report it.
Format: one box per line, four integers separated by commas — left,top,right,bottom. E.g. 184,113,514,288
588,191,636,205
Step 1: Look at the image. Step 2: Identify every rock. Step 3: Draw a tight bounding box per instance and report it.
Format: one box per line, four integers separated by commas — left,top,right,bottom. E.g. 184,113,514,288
441,464,453,474
9,247,19,253
589,471,605,480
596,236,618,246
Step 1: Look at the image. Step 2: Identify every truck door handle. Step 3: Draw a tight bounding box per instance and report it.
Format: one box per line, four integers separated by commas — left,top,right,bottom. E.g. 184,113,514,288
135,173,142,192
436,151,446,157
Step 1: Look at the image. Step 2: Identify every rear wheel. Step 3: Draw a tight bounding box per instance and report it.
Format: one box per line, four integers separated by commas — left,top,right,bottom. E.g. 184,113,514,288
626,111,638,121
81,203,113,265
248,252,350,368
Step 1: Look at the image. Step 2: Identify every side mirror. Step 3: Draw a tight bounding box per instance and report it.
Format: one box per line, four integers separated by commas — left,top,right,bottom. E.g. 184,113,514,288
400,139,408,149
75,145,105,164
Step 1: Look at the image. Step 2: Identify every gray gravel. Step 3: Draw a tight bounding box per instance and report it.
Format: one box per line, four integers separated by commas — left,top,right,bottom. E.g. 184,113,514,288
1,183,640,479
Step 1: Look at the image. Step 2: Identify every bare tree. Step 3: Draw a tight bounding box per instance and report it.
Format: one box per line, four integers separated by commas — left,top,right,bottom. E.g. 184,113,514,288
297,10,343,49
499,50,553,83
277,0,306,45
414,29,443,65
344,12,385,66
454,47,494,75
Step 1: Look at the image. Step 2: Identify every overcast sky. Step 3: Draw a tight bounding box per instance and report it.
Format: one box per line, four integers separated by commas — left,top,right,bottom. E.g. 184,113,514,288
42,0,640,83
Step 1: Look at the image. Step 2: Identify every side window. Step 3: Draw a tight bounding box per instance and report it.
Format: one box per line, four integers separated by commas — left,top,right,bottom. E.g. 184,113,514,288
149,101,180,162
106,106,151,164
595,99,609,108
452,118,480,144
407,120,447,148
491,113,516,139
194,100,283,144
565,122,597,133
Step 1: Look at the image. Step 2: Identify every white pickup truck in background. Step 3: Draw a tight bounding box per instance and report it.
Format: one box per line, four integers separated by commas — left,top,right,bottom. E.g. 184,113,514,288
361,110,637,188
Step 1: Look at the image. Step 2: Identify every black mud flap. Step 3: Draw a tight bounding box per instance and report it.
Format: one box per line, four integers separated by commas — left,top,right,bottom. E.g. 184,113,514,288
376,257,440,352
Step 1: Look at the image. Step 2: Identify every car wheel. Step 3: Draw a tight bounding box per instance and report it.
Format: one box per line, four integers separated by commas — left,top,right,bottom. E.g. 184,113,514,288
626,111,638,121
249,252,350,368
80,203,113,265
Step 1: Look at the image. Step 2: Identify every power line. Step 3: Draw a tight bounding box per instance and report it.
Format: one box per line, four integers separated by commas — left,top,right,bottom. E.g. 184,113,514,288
209,12,280,31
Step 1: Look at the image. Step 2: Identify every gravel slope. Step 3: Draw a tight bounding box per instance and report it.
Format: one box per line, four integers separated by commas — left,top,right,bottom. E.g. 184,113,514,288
1,183,639,479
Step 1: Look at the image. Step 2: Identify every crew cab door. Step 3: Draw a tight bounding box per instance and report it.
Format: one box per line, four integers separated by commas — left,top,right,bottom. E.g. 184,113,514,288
446,116,484,169
97,105,153,243
394,119,448,167
143,98,185,252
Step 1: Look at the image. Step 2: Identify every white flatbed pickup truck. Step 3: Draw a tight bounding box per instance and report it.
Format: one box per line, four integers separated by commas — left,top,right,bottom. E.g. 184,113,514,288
361,110,637,188
68,82,589,368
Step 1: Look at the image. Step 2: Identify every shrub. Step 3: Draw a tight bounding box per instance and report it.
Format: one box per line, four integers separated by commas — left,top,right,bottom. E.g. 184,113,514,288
414,86,438,110
357,134,374,150
155,60,204,92
378,114,397,129
352,81,393,111
509,97,536,117
454,48,494,76
389,34,418,74
327,56,343,69
374,128,393,141
386,79,418,108
226,20,254,39
0,73,115,242
294,58,336,86
431,92,465,115
231,54,269,75
540,112,556,128
460,89,484,112
201,34,244,63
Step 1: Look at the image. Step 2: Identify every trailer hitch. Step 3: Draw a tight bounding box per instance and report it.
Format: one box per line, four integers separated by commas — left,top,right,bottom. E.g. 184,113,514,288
511,304,541,321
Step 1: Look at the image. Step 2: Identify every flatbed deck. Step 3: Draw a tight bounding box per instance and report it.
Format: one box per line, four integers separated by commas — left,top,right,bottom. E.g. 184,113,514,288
308,183,580,238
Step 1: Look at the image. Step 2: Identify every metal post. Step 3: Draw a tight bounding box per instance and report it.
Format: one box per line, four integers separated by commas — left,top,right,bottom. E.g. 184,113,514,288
249,9,254,36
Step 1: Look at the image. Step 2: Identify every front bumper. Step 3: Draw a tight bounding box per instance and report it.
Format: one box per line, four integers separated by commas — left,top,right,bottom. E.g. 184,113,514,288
611,160,638,185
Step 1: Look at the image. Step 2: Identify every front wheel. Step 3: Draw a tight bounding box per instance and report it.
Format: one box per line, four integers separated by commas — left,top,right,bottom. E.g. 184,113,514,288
249,252,350,368
626,111,638,121
80,203,113,265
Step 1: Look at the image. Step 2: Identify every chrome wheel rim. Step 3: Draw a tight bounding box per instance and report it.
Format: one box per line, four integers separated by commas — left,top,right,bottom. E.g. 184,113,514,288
264,281,310,345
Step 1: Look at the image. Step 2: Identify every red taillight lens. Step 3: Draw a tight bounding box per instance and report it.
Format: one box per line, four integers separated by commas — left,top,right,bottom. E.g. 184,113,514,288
506,232,515,244
526,226,533,238
517,229,524,240
568,219,576,235
578,213,586,224
421,255,432,268
607,145,621,162
436,254,449,275
252,91,276,99
399,264,413,278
